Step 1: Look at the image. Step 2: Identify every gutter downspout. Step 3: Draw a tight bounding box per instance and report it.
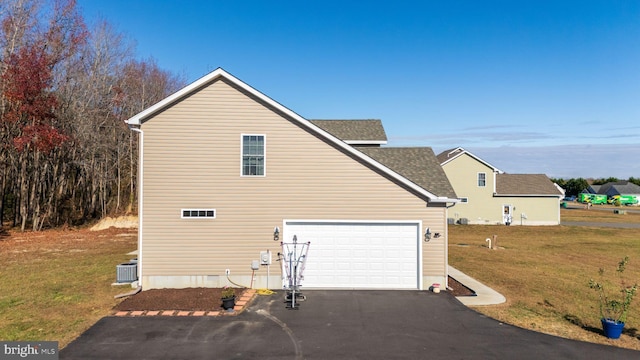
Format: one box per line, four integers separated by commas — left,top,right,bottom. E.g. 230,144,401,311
493,170,497,195
128,125,144,288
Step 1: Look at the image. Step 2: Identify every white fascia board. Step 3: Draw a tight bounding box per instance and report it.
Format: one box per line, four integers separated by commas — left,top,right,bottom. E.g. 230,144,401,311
125,68,229,126
125,68,451,201
297,122,440,200
438,147,465,166
441,147,503,173
345,140,388,145
493,194,564,198
466,152,503,173
430,197,461,203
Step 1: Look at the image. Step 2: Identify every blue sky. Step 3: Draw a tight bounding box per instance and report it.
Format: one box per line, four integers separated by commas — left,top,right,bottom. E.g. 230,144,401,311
79,0,640,179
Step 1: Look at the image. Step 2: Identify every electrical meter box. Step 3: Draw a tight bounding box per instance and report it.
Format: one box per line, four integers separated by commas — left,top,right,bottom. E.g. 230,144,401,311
260,251,271,265
251,260,260,270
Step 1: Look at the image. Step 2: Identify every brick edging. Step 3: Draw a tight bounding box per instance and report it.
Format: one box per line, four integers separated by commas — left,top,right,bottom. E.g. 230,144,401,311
112,288,258,317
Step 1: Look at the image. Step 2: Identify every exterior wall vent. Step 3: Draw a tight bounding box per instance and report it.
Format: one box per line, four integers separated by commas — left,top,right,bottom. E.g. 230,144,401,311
116,263,138,283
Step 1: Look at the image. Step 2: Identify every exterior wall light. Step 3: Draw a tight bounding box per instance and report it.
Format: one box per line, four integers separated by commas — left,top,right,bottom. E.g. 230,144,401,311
274,226,280,241
425,228,441,242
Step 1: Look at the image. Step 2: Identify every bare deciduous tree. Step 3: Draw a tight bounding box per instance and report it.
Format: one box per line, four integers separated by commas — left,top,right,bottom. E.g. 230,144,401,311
0,0,185,230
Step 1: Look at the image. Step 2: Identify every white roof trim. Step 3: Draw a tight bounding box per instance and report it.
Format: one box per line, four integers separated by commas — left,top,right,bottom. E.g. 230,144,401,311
345,140,388,145
494,194,564,198
430,197,461,203
125,68,455,202
440,147,503,173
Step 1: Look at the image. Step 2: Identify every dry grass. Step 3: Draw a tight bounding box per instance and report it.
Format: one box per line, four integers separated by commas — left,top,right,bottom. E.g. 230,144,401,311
561,206,640,224
0,227,137,348
449,220,640,350
2,209,640,351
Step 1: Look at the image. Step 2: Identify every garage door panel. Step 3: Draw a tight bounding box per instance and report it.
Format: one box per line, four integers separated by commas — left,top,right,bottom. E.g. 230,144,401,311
285,221,419,289
353,263,367,271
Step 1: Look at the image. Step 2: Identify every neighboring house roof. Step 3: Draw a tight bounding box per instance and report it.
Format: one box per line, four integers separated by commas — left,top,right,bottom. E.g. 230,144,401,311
436,147,503,173
586,185,601,194
596,181,640,196
553,183,566,196
495,174,564,197
358,147,457,199
436,147,461,164
310,119,387,145
125,68,456,203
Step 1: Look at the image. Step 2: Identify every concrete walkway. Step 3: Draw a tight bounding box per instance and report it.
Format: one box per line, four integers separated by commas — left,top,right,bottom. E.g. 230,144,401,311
448,265,506,306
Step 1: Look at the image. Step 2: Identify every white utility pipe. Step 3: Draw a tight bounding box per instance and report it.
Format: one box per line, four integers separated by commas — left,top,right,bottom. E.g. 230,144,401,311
129,126,144,287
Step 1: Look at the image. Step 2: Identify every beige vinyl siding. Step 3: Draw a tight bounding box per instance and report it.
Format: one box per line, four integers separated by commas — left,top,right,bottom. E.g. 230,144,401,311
443,154,560,225
443,154,497,223
422,204,447,283
140,79,447,287
493,196,561,225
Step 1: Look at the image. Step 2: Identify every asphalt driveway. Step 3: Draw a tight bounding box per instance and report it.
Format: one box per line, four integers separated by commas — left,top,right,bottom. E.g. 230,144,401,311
61,291,639,359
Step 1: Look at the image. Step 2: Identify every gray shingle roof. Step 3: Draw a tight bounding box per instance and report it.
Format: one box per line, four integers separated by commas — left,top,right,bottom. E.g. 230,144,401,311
310,119,387,143
496,174,563,196
358,147,457,199
597,181,640,196
587,184,601,194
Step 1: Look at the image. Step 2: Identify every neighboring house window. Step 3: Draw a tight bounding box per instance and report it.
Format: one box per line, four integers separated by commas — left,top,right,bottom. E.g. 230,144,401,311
477,173,486,187
242,135,265,176
181,209,216,219
459,197,468,203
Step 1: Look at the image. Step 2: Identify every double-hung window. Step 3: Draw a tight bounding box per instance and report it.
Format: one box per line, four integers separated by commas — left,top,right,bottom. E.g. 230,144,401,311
242,135,265,176
477,172,486,187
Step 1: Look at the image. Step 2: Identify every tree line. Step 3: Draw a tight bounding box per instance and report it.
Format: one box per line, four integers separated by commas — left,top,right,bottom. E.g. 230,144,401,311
1,0,185,231
551,177,640,197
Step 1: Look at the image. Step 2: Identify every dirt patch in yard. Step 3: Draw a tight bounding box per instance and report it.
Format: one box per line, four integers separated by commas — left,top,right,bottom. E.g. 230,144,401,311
90,216,138,231
448,276,476,296
113,278,474,312
113,287,243,311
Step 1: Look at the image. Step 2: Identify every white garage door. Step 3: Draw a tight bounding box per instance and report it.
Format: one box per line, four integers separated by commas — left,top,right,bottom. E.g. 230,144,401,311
284,221,420,289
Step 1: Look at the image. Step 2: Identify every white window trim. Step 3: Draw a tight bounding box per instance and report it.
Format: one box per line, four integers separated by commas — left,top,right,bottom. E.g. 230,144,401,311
240,134,266,177
477,172,486,187
181,209,216,219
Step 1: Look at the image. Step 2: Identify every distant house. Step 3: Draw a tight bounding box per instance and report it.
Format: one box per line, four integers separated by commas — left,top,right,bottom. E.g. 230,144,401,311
437,147,564,225
125,68,458,290
586,181,640,199
585,184,601,194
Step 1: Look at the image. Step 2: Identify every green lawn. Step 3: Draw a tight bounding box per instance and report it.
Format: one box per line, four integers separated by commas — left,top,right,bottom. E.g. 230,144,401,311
449,222,640,350
2,211,639,351
0,228,137,347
